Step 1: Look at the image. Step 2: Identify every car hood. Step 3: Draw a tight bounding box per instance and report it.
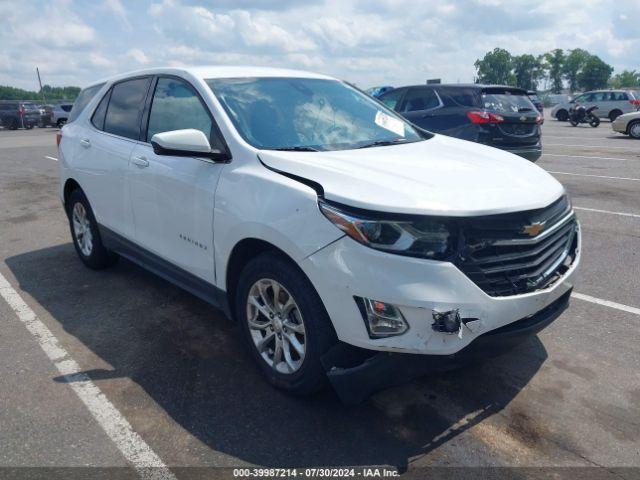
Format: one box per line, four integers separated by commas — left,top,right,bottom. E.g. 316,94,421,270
258,135,564,216
616,111,640,122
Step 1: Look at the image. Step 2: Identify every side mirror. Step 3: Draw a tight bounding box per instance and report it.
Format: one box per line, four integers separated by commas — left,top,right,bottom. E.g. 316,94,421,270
150,129,230,162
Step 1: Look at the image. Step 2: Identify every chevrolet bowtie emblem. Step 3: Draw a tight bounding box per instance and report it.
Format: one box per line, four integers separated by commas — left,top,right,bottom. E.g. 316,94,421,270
522,222,545,236
520,115,527,122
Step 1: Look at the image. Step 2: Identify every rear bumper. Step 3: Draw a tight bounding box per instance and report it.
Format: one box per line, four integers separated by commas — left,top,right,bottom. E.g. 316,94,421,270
503,144,542,161
323,289,571,405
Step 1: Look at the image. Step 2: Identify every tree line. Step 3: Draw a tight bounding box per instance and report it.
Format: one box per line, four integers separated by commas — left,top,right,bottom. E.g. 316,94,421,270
0,85,80,101
474,48,639,93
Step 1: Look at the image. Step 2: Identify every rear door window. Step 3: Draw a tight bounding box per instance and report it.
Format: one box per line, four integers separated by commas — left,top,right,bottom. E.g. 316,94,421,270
611,92,628,101
378,88,405,110
400,88,440,112
104,77,151,140
437,87,480,107
68,83,105,123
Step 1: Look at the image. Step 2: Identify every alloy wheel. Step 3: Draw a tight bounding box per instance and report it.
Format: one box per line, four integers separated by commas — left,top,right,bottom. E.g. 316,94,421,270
72,202,93,257
246,278,306,374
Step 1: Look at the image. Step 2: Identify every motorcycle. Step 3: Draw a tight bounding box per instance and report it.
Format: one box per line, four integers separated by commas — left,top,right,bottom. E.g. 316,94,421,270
569,105,600,127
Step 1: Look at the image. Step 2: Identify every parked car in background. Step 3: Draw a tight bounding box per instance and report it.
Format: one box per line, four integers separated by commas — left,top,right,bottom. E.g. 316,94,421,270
365,85,394,98
52,103,74,127
527,91,544,113
0,100,40,129
612,110,640,139
551,90,640,122
58,66,579,402
379,84,543,161
37,104,54,127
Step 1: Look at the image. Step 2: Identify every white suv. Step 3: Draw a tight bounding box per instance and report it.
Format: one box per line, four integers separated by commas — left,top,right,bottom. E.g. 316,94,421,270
58,67,581,402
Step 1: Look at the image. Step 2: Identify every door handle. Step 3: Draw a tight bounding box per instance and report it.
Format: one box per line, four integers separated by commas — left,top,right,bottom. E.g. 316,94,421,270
132,156,149,168
80,138,91,148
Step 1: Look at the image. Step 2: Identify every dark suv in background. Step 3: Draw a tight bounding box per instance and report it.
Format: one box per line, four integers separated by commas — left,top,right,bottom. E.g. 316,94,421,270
0,101,40,130
379,84,543,161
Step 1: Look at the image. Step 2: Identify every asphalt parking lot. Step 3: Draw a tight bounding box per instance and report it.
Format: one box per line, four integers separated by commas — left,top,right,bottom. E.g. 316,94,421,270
0,116,638,478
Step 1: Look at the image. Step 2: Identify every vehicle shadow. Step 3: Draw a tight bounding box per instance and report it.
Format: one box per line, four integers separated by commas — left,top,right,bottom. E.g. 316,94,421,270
6,244,548,469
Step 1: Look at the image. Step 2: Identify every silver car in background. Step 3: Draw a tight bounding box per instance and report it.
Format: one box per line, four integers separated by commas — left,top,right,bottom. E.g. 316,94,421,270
551,90,640,122
612,110,640,139
52,103,73,127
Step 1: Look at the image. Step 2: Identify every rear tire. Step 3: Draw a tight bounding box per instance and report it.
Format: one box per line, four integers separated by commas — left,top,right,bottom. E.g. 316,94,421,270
628,120,640,139
235,252,337,395
67,189,118,270
589,117,600,128
609,110,622,122
556,109,569,121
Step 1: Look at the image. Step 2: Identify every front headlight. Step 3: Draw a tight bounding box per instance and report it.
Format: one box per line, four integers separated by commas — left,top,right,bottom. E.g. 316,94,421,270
319,201,456,260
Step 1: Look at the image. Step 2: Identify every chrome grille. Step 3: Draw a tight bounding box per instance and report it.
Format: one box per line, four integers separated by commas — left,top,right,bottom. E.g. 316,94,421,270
456,196,578,297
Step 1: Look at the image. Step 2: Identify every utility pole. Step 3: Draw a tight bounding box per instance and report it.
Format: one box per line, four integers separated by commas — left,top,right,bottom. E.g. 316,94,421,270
36,67,46,103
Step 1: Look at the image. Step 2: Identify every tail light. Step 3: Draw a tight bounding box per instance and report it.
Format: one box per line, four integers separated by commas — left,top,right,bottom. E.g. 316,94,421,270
56,132,62,147
467,110,504,124
630,100,640,107
18,106,24,116
535,114,543,125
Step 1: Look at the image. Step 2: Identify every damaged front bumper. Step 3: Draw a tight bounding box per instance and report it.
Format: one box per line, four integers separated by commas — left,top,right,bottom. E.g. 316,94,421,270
322,289,571,405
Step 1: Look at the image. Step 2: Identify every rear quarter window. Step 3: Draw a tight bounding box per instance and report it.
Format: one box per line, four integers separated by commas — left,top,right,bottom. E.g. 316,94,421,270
68,84,104,123
437,87,480,107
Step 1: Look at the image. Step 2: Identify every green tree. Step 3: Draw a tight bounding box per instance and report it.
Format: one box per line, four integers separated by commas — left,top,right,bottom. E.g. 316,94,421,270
610,70,640,88
0,84,80,101
563,48,590,92
512,54,543,90
474,48,515,85
543,48,565,93
577,55,613,91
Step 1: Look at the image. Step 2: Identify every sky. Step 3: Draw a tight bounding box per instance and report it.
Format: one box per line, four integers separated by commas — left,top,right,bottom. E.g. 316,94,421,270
0,0,638,91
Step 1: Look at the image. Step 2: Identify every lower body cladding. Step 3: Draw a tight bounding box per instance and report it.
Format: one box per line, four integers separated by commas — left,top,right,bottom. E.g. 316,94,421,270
301,232,580,404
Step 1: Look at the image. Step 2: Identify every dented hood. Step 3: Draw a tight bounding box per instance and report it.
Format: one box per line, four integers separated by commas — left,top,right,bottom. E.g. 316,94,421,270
258,134,564,216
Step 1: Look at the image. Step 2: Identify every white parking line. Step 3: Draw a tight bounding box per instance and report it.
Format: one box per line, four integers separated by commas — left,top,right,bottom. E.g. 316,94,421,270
44,155,58,161
0,271,176,480
574,206,640,218
545,143,633,150
573,292,640,316
548,171,640,182
543,153,632,161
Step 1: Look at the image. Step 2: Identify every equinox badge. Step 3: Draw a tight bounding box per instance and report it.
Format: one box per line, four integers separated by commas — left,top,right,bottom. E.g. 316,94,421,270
522,221,546,237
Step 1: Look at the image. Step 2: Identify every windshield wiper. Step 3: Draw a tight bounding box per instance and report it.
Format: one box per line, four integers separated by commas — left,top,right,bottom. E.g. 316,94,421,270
272,146,319,152
357,138,410,149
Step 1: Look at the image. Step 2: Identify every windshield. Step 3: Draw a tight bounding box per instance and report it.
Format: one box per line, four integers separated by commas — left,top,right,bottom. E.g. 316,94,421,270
481,90,537,113
207,77,424,151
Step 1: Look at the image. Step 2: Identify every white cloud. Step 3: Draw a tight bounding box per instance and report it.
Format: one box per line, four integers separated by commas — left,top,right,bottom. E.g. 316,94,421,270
0,0,638,90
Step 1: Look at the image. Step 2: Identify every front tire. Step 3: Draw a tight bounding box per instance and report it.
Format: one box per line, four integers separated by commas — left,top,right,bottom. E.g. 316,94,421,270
570,118,579,127
628,120,640,139
67,189,118,270
589,117,600,128
235,252,337,395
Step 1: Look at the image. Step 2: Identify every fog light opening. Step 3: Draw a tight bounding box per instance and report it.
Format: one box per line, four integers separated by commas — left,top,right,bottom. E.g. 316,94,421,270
432,309,462,334
354,297,409,338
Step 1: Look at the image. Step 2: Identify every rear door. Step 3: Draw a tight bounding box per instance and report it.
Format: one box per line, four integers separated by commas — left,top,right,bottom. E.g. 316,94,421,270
396,87,442,131
128,75,227,283
480,87,540,148
77,77,152,239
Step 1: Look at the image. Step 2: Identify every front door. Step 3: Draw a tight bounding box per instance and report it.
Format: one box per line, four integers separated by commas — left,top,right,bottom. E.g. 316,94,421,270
128,76,226,283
